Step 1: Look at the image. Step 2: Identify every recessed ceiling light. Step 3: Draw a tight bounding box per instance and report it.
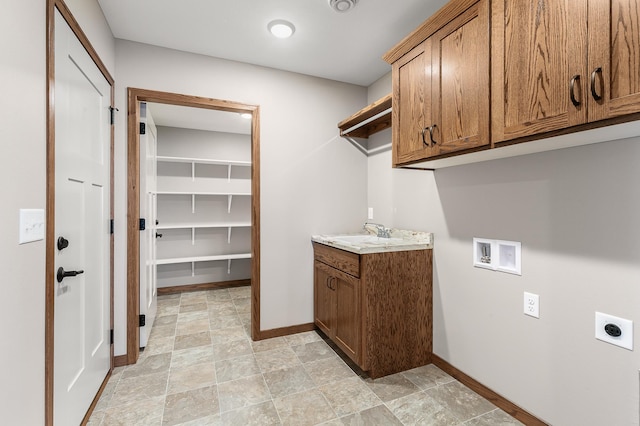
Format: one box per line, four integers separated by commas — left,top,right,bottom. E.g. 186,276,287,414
268,20,295,39
240,113,252,120
329,0,358,12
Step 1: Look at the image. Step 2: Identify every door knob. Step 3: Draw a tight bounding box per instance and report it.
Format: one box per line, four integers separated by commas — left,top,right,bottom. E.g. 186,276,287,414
57,236,69,251
155,232,163,238
57,267,84,283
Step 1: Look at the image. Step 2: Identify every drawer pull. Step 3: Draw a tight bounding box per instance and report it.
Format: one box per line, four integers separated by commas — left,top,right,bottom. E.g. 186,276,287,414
421,127,428,147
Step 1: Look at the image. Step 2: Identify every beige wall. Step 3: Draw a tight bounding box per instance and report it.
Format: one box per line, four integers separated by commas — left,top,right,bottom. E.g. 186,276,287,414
0,0,114,423
366,74,640,425
0,3,47,423
112,40,368,353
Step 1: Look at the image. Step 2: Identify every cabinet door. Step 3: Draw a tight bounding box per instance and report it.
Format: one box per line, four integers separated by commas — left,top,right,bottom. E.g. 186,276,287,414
392,39,434,166
333,273,361,364
431,0,490,156
314,261,334,336
588,0,640,121
491,0,588,142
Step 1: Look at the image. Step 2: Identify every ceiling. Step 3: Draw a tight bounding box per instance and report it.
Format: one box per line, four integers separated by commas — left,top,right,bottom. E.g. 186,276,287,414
98,0,448,87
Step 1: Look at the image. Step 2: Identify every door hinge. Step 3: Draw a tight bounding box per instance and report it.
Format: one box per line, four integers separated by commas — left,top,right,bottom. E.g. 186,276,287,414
110,219,114,234
139,218,146,231
109,106,118,125
139,314,146,327
110,329,114,345
140,122,146,135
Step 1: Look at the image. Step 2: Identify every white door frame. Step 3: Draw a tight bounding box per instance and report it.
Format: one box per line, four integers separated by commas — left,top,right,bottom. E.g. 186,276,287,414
45,1,114,424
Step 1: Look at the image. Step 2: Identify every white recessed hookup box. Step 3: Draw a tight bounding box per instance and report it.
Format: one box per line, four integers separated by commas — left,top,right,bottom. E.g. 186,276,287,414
473,237,521,275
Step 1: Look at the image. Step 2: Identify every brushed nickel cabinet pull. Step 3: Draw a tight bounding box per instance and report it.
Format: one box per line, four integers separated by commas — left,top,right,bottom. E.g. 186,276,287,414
428,124,437,146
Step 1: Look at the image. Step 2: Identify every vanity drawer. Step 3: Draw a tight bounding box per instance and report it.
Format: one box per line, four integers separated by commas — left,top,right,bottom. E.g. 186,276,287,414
313,242,360,278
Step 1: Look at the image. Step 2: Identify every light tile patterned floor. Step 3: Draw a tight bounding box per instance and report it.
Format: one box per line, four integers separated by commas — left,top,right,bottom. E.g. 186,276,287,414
88,287,523,425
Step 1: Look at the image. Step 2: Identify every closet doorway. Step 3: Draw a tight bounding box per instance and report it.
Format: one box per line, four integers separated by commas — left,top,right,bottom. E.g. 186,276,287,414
126,88,261,365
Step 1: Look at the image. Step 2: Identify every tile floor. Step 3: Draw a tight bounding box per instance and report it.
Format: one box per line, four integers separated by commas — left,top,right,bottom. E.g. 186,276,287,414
88,287,523,425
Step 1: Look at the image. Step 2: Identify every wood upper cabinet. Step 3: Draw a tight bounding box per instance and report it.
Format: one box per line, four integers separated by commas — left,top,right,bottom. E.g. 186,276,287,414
391,0,490,166
431,0,490,157
393,40,433,165
492,0,640,143
588,0,640,121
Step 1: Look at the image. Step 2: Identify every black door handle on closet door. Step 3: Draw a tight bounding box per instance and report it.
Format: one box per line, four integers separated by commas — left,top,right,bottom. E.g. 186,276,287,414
57,267,84,283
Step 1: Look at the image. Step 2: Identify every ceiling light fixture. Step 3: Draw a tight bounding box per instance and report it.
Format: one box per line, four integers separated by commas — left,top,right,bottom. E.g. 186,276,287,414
267,20,295,38
329,0,359,13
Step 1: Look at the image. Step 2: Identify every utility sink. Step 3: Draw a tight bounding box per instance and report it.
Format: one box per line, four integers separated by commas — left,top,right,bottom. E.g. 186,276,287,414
312,229,433,254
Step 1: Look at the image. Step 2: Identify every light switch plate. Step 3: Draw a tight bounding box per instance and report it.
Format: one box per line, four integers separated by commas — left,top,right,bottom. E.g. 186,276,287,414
595,312,633,350
19,209,45,244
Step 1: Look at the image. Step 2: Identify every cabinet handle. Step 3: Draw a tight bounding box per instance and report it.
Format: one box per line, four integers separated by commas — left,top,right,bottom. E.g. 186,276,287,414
428,125,437,146
569,74,581,106
590,67,603,101
421,127,428,147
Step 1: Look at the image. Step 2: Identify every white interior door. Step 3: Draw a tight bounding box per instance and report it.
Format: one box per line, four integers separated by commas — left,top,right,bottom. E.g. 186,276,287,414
53,10,111,426
139,103,158,348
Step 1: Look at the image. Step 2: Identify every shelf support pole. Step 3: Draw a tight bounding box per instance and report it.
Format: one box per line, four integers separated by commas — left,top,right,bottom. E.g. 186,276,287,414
192,227,195,245
227,164,232,182
191,161,195,181
227,259,232,274
192,194,196,214
227,195,233,214
227,227,232,244
191,261,195,277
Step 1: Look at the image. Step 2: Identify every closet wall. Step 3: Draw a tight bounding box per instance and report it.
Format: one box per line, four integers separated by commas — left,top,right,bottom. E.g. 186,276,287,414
154,126,252,288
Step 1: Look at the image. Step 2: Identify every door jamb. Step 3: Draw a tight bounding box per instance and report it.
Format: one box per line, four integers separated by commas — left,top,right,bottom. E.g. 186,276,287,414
45,1,115,425
125,88,262,365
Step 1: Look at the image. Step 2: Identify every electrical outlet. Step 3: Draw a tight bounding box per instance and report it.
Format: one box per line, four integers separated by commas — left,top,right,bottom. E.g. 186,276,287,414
524,292,539,318
595,312,633,350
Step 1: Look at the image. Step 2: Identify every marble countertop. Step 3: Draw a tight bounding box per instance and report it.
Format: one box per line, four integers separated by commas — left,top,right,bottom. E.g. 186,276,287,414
311,228,433,254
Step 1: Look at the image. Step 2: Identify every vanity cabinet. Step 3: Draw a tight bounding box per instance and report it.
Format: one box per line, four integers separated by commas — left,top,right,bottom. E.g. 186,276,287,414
491,0,640,143
314,260,361,364
389,0,490,166
312,242,433,378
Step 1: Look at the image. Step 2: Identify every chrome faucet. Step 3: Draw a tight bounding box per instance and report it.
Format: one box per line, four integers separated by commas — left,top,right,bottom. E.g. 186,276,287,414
363,222,390,238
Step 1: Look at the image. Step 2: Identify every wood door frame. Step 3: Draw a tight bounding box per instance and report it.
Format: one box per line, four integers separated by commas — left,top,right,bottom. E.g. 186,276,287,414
125,88,262,365
45,1,115,425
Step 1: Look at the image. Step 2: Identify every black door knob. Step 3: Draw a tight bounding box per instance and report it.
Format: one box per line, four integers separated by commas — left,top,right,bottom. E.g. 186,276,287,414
57,236,69,251
57,267,85,283
156,232,163,238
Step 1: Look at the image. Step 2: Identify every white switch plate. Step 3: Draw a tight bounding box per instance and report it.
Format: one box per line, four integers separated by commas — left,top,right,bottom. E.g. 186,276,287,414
524,292,539,318
367,207,374,220
595,312,633,350
19,209,45,244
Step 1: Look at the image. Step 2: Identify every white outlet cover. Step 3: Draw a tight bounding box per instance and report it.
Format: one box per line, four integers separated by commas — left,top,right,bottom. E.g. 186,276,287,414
524,292,539,318
595,312,633,350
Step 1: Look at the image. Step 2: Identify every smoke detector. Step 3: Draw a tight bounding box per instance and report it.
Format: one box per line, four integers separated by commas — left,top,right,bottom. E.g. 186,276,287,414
329,0,359,13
